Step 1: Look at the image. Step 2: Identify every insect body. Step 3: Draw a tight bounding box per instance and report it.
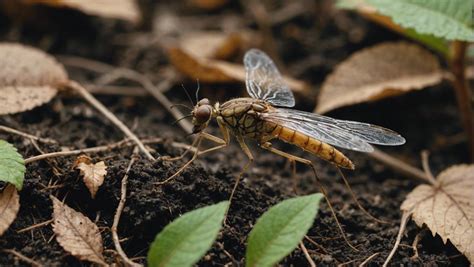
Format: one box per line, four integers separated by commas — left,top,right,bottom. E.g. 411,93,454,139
216,98,354,169
189,49,405,171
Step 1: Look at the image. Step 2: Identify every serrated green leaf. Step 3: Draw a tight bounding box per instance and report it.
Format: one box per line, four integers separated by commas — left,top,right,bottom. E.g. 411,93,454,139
245,193,323,267
367,0,474,41
0,140,25,190
147,201,229,267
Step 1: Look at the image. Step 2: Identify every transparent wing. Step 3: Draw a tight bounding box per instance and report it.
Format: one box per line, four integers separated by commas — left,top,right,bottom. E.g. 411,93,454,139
244,49,295,107
262,108,406,152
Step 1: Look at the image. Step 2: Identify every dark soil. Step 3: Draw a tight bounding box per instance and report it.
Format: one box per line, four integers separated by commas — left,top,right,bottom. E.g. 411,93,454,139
0,1,470,266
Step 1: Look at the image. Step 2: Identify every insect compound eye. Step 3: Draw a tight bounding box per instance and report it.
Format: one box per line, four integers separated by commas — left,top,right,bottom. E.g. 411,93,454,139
198,98,210,106
195,106,211,124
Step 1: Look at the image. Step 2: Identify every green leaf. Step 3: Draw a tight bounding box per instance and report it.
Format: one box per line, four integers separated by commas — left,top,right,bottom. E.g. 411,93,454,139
147,201,229,267
367,0,474,41
245,193,323,267
0,140,25,190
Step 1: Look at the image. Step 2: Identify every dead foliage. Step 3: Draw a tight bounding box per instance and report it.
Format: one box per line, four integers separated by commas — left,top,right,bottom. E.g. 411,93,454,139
317,42,443,113
51,196,107,265
0,185,20,236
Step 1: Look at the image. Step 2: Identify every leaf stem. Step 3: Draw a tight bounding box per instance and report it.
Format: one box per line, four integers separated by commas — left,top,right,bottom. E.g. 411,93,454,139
449,41,474,161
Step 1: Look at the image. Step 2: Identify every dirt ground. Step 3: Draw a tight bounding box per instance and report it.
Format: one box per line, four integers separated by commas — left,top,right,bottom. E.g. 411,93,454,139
0,1,470,266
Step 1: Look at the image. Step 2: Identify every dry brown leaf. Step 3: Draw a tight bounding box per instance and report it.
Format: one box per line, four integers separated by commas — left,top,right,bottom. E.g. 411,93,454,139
75,156,107,199
24,0,140,23
0,185,20,236
0,43,68,115
51,196,106,265
168,34,308,94
401,164,474,262
316,42,442,113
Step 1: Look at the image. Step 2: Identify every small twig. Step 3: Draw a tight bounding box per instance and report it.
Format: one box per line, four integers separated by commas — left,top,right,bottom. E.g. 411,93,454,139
369,149,430,184
59,55,192,134
2,249,43,267
410,229,426,261
383,211,411,267
112,147,142,267
420,151,437,185
25,138,195,164
94,68,193,134
66,80,155,161
449,41,474,160
17,219,54,234
299,241,316,267
359,252,379,266
85,84,148,96
0,125,57,144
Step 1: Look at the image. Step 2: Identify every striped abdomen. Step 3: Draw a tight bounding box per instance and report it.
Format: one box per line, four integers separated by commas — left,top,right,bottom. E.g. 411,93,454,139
268,123,355,169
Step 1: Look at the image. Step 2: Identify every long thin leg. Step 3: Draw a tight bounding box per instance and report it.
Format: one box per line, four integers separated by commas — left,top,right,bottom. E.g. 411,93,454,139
158,125,231,185
228,135,254,207
260,142,359,252
162,132,226,162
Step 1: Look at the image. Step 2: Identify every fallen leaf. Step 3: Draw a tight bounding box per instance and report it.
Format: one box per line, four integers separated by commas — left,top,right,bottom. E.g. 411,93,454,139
23,0,140,23
401,164,474,262
168,46,308,94
316,42,442,113
0,43,68,115
75,155,107,199
0,185,20,236
51,196,106,265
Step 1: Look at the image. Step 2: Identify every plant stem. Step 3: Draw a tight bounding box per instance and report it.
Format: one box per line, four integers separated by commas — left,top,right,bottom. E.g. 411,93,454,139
449,41,474,161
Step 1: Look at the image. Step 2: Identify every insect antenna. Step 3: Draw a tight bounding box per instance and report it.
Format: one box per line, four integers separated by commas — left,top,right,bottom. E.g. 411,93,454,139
336,168,387,224
180,83,195,106
172,114,193,125
195,79,200,103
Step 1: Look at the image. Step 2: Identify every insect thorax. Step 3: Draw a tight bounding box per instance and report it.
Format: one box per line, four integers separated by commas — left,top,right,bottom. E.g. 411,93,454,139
217,98,274,139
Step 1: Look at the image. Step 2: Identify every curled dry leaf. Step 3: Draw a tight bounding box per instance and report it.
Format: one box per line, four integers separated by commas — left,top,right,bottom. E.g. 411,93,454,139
316,42,442,113
23,0,140,23
0,43,68,115
0,185,20,236
167,32,308,94
75,155,107,199
51,196,106,265
401,164,474,262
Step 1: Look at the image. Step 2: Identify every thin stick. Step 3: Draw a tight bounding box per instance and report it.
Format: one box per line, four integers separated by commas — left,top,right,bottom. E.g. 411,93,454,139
383,211,411,267
94,68,193,134
420,151,437,185
59,55,192,134
85,84,148,96
299,241,316,267
449,41,474,160
112,148,142,267
24,138,195,164
369,149,429,183
66,80,154,161
0,125,57,144
17,219,53,233
2,249,43,267
359,252,380,266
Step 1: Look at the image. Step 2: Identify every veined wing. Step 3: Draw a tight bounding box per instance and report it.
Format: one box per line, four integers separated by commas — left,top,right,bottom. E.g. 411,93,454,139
244,49,295,107
262,108,406,152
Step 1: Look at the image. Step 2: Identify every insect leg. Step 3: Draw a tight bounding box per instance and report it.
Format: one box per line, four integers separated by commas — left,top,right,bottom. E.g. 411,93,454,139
260,142,359,252
228,135,254,208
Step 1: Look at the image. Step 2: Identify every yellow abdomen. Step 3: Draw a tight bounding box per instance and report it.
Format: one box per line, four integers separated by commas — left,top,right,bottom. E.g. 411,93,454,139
270,124,355,169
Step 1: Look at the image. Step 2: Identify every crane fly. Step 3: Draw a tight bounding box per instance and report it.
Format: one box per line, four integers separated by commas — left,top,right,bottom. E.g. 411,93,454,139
164,48,405,171
162,49,405,247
